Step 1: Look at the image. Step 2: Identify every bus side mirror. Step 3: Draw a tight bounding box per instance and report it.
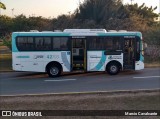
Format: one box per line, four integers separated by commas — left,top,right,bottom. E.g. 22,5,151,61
143,42,148,50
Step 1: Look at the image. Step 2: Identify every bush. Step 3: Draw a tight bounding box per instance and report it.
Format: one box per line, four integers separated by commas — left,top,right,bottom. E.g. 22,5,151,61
1,34,12,50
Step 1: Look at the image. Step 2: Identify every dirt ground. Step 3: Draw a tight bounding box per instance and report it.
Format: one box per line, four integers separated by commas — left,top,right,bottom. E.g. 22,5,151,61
0,90,160,119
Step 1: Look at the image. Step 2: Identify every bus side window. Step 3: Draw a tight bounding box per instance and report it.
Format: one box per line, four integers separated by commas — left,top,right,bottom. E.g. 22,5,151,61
106,38,113,50
105,37,122,51
16,37,34,51
43,37,51,50
35,37,43,50
53,37,69,51
89,38,97,50
28,37,34,50
60,38,68,50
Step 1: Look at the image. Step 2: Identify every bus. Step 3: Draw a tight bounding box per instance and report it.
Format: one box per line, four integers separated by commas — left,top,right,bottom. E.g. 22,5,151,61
12,29,144,77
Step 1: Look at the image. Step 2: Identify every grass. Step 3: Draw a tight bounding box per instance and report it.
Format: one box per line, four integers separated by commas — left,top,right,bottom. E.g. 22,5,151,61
0,53,12,71
0,42,3,46
0,45,12,71
0,53,12,59
144,55,160,63
144,55,160,68
0,90,160,119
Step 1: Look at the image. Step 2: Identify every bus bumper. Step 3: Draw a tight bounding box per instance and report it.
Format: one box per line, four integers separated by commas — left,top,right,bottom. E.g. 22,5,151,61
135,61,144,70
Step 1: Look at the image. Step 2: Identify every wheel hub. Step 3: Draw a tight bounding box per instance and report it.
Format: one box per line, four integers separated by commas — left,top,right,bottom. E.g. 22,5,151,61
50,67,59,75
110,65,117,73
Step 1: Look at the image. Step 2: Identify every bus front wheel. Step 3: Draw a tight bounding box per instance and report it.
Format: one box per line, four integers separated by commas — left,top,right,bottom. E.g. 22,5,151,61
47,64,61,77
107,63,120,75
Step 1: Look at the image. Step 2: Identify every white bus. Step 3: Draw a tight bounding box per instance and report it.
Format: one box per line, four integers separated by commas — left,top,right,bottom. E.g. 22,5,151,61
12,29,144,77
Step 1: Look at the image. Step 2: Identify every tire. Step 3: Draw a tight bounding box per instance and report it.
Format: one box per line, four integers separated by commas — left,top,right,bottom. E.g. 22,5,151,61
107,63,120,75
47,64,61,78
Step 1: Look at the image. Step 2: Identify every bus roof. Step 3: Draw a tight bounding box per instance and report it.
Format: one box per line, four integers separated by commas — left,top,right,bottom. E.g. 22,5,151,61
12,29,142,37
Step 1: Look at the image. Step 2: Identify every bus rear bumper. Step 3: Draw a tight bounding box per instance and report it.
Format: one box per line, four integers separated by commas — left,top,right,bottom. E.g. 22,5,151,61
135,61,144,70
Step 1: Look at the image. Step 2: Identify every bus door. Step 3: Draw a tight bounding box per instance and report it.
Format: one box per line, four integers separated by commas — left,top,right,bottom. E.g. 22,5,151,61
123,37,136,69
72,37,86,71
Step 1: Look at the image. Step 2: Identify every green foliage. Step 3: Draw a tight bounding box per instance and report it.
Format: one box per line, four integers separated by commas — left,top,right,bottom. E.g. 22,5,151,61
52,15,73,30
126,3,158,19
125,3,158,26
144,25,160,45
0,15,13,36
12,14,52,31
1,34,11,50
0,2,6,9
75,0,124,24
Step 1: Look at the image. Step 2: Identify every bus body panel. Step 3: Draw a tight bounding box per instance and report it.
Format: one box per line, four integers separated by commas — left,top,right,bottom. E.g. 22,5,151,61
135,61,144,70
12,51,71,72
87,51,123,71
12,53,21,71
105,53,123,69
135,35,144,70
87,51,106,71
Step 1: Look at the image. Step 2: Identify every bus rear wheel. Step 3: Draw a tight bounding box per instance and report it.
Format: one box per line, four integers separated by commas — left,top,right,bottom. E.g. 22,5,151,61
107,63,120,75
47,64,61,77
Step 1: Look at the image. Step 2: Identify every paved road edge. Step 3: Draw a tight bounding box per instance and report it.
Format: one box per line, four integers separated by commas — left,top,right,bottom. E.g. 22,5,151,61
1,88,160,97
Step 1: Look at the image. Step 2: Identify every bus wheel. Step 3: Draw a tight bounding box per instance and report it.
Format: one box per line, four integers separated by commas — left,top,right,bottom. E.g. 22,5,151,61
47,64,61,77
107,63,120,75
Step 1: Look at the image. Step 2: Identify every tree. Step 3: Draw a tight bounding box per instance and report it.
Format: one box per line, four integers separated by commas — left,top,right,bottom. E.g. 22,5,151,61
12,14,29,31
143,25,160,61
125,3,158,26
75,0,124,24
0,2,6,9
2,34,12,50
144,25,160,46
11,14,52,31
0,15,13,37
28,16,52,31
52,15,74,30
74,0,159,31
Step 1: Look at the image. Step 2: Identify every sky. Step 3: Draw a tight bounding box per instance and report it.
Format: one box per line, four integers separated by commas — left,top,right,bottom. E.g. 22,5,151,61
0,0,160,18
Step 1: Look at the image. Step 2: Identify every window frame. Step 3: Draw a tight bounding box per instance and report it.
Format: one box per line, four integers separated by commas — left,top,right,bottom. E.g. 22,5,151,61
16,36,71,51
34,36,52,51
16,36,35,51
52,36,70,51
87,36,123,51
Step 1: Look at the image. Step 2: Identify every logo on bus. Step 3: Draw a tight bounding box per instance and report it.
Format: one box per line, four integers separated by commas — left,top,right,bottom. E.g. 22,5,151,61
108,56,112,60
108,56,122,60
34,55,44,59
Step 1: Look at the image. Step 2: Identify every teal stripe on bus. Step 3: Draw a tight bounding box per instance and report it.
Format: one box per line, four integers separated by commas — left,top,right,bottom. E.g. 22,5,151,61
16,56,30,58
90,51,106,71
12,33,19,52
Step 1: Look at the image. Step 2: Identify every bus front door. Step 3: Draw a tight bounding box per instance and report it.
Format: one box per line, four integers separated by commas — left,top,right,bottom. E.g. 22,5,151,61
123,38,135,69
72,38,86,71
